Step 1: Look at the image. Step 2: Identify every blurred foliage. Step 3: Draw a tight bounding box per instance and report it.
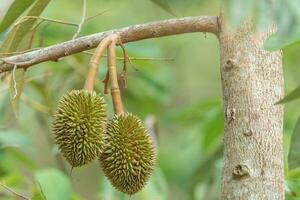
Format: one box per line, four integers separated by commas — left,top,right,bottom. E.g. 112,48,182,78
0,0,300,200
149,0,177,16
225,0,300,51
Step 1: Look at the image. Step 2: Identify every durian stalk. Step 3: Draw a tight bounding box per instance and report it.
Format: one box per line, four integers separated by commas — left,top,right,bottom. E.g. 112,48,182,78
100,34,156,195
53,36,115,168
84,36,112,92
107,35,124,115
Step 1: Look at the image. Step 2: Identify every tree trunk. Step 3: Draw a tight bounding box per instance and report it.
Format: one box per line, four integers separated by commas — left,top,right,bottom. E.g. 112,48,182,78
219,19,285,199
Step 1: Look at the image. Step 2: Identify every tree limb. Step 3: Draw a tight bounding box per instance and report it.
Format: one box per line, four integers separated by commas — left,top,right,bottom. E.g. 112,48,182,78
0,16,219,73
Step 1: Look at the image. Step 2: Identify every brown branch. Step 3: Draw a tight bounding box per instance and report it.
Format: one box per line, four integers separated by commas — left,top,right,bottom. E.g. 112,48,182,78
83,51,175,61
0,16,219,73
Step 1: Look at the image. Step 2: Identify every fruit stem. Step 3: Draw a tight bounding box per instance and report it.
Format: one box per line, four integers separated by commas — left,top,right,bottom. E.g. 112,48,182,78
108,35,124,115
84,36,112,92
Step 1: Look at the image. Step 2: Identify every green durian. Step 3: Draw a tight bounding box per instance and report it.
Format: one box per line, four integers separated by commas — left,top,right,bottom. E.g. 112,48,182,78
100,112,156,195
52,90,107,167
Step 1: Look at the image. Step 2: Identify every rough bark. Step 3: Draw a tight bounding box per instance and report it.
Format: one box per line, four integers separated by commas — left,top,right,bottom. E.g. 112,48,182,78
219,19,284,199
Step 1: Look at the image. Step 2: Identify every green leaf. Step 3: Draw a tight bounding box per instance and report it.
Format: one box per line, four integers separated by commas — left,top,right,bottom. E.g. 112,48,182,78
286,178,300,199
31,192,47,200
264,1,300,51
189,147,223,196
264,28,300,51
0,0,49,114
202,109,223,153
0,0,36,33
149,0,176,16
34,169,71,200
288,115,300,169
0,0,50,53
277,86,300,104
8,148,37,169
226,0,255,27
71,193,85,200
0,129,30,147
0,129,36,169
138,168,168,200
287,167,300,180
167,99,221,125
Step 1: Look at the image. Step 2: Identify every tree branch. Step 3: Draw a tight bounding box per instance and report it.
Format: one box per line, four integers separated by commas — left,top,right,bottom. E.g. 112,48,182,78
0,16,219,73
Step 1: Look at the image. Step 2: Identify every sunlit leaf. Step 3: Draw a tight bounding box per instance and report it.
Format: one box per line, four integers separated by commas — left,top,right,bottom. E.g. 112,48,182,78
277,86,300,104
287,167,300,180
0,0,50,53
0,0,48,114
0,173,23,186
285,179,300,200
0,0,36,33
202,109,223,153
167,99,221,125
71,193,85,200
288,115,300,169
34,169,71,200
31,191,46,200
149,0,176,16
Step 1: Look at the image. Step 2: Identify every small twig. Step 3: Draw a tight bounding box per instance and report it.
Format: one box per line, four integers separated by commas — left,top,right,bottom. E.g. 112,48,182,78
14,16,78,27
119,43,128,88
37,182,47,200
82,51,174,61
12,64,18,100
0,182,29,200
72,0,87,40
84,9,111,22
126,55,139,71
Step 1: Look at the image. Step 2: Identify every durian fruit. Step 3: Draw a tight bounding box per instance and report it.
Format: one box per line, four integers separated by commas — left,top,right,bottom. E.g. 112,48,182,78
100,112,156,195
52,90,107,167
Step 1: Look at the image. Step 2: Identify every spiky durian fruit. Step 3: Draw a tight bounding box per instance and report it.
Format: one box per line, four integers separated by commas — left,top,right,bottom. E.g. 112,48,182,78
100,113,156,195
53,90,107,167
